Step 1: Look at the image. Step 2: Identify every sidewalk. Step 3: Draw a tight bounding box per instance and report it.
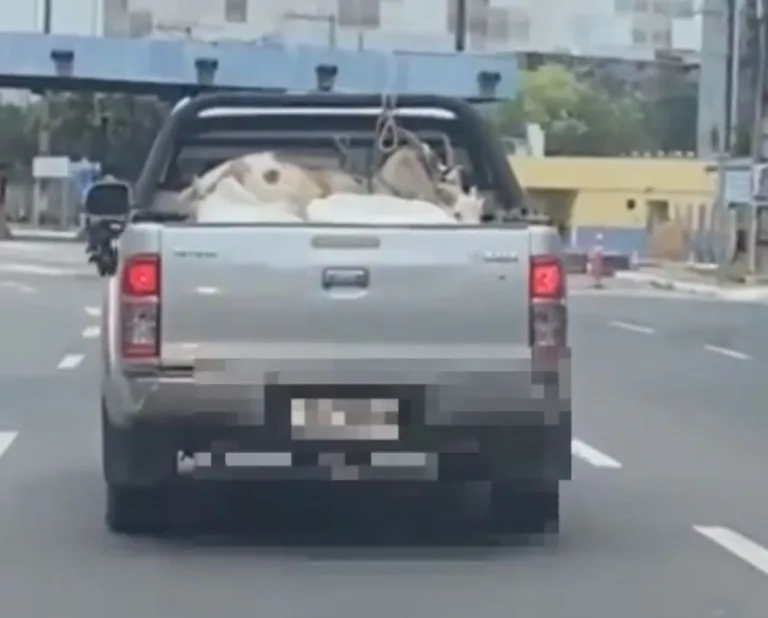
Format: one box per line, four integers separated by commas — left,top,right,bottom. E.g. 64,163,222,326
0,231,93,277
4,224,84,243
615,262,768,302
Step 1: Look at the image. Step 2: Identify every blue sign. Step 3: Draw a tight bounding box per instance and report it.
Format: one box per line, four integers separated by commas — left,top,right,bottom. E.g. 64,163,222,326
70,159,100,204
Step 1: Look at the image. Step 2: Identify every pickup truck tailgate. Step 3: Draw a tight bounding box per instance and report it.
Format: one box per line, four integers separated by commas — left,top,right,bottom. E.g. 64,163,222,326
158,225,530,363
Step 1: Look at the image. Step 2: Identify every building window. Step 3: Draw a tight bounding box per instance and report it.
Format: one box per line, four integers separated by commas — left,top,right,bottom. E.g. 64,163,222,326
224,0,247,23
652,29,671,46
337,0,381,28
652,0,668,15
485,9,508,42
446,0,491,37
632,28,648,44
614,0,634,13
480,7,527,43
634,0,649,12
672,0,694,17
508,18,530,43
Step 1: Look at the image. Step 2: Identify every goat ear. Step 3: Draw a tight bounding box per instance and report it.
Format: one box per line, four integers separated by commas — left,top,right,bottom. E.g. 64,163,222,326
442,166,460,184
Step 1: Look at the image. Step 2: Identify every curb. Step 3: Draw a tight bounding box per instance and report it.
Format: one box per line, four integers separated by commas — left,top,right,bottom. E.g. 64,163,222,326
614,271,768,302
6,227,84,243
0,263,93,277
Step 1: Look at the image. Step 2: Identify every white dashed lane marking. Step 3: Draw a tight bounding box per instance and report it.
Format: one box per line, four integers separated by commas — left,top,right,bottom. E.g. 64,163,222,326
571,439,622,469
84,306,101,318
695,526,768,577
82,326,100,339
0,264,77,277
608,320,655,335
57,354,84,370
703,344,751,361
0,432,18,459
0,281,35,293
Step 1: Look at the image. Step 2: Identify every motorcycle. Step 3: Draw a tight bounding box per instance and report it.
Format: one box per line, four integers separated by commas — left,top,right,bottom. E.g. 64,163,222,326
85,218,124,277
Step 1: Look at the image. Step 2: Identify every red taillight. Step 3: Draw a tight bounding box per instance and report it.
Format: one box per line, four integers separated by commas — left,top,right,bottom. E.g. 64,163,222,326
122,256,159,296
529,255,567,350
120,254,160,360
530,256,563,300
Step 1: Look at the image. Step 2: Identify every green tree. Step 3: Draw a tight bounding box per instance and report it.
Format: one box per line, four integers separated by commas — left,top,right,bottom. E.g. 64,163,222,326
0,102,37,175
44,93,169,179
495,63,652,156
98,95,170,180
0,102,37,238
0,92,170,236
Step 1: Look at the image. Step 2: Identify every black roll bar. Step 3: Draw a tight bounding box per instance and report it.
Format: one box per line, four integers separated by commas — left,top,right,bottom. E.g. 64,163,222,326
134,91,526,214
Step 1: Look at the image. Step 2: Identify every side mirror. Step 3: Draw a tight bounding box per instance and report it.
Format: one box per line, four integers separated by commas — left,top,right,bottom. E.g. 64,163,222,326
84,181,131,218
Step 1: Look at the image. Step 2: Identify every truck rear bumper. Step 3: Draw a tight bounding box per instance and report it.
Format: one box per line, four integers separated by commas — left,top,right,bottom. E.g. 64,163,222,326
103,370,572,485
117,417,571,484
106,369,568,427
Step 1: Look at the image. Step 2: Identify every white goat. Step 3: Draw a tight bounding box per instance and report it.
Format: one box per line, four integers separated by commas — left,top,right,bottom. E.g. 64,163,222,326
185,140,484,225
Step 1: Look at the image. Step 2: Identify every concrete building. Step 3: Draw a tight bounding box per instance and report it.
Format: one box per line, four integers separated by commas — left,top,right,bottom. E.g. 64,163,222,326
0,0,699,57
0,0,709,151
110,0,703,57
511,154,715,257
696,0,736,158
0,0,103,103
0,0,103,36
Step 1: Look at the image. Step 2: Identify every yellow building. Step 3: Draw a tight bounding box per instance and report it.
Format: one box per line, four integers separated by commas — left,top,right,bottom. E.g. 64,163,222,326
508,156,716,255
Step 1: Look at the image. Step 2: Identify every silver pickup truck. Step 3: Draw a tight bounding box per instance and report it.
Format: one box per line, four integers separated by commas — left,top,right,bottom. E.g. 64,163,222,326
86,92,571,537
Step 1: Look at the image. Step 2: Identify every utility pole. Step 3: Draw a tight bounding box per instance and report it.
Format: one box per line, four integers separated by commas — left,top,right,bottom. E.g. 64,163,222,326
0,164,9,240
715,0,739,270
454,0,467,52
43,0,51,33
725,0,737,152
748,0,767,272
33,0,53,227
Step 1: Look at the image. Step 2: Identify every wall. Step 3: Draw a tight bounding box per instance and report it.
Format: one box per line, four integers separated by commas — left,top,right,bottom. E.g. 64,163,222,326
510,156,716,255
115,0,702,57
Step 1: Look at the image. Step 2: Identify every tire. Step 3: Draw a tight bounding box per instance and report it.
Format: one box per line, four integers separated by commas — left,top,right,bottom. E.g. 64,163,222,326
96,253,116,277
106,483,171,535
102,401,176,535
489,481,559,535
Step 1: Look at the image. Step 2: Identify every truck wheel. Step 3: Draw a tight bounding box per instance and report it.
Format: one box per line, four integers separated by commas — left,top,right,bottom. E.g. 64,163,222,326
106,483,171,535
489,481,559,535
102,401,176,535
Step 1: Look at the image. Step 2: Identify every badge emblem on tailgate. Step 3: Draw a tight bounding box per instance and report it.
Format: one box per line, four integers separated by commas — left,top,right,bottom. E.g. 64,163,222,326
477,251,518,263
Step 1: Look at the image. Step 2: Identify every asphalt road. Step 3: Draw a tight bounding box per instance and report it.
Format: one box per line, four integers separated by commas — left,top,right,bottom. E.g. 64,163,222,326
1,249,768,618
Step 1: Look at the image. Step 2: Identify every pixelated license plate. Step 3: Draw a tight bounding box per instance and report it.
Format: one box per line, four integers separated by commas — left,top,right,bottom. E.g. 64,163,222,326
290,398,399,440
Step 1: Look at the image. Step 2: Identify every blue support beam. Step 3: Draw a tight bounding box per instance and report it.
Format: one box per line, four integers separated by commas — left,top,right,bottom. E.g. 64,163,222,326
0,33,520,98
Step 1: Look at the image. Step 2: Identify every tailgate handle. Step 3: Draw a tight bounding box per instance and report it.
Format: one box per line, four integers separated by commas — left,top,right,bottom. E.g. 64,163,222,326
322,267,369,289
